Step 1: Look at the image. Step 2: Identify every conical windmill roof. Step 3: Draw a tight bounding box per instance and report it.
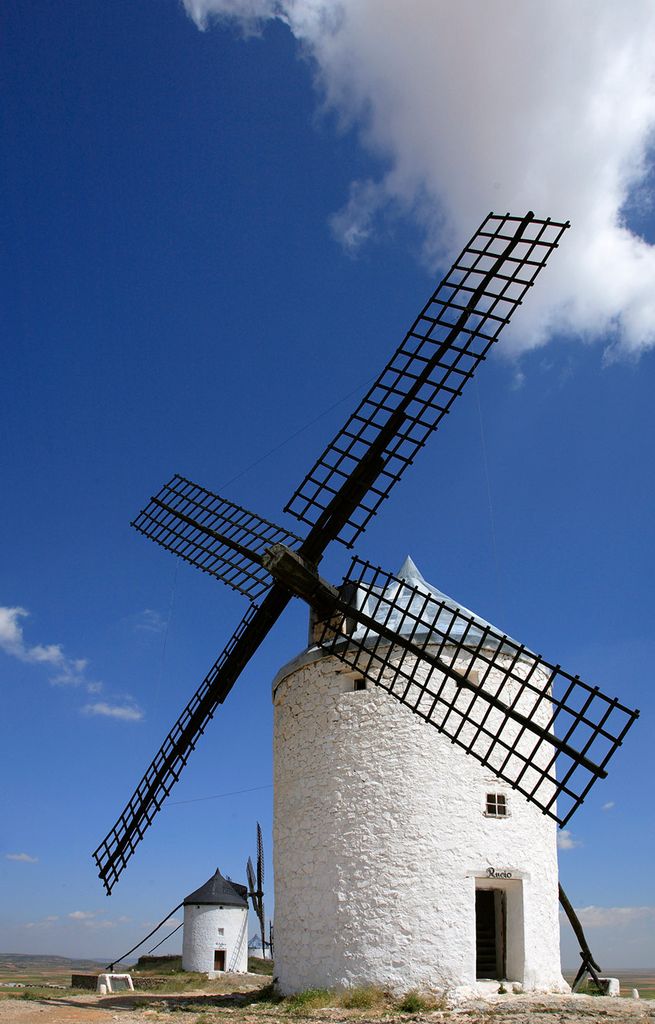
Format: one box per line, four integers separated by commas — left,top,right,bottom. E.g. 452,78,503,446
351,555,512,648
183,867,248,907
273,555,516,694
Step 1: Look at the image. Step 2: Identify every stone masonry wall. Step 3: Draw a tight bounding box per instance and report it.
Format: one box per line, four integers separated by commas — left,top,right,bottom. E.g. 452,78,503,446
272,649,568,996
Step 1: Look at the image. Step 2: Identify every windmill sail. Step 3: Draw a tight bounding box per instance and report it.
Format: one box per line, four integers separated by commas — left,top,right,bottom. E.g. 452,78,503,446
286,213,569,549
93,585,292,894
246,825,267,958
255,823,266,957
256,823,264,894
246,856,256,896
315,558,639,827
133,474,303,601
94,211,578,894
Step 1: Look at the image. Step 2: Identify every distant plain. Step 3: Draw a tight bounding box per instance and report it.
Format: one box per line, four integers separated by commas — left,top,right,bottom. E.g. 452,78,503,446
2,954,654,1001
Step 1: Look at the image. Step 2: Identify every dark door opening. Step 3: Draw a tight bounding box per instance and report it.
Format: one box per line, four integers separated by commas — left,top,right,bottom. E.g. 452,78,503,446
214,949,225,971
475,889,506,980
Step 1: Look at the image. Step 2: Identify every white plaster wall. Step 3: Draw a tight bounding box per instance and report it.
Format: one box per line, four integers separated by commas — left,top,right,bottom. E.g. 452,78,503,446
182,904,248,973
273,647,568,996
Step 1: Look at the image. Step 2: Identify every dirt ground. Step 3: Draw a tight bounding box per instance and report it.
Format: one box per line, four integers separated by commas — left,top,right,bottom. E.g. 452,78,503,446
1,989,654,1024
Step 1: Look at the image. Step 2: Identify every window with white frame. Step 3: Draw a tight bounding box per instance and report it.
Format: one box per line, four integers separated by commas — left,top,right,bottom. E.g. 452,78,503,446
485,792,508,817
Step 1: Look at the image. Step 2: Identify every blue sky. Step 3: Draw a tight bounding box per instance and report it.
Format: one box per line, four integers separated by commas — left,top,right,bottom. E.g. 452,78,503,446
1,1,654,967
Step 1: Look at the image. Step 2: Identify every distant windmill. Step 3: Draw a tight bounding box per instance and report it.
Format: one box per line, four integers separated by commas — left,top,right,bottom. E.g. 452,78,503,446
246,823,267,959
93,212,639,993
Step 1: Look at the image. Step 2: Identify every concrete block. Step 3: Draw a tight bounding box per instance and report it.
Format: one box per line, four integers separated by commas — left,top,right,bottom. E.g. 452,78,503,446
96,973,134,993
598,977,620,997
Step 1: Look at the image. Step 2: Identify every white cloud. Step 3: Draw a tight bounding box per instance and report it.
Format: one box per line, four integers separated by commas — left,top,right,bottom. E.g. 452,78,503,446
26,911,131,932
67,910,124,930
82,701,144,722
0,606,99,690
134,608,167,635
602,801,616,811
25,915,58,929
0,608,140,719
5,852,38,863
329,178,388,252
183,0,655,358
0,607,64,665
575,906,655,929
557,829,582,850
51,658,88,686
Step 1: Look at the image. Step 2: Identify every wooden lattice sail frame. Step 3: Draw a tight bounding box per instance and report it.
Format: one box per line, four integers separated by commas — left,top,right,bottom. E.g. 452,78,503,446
93,211,637,897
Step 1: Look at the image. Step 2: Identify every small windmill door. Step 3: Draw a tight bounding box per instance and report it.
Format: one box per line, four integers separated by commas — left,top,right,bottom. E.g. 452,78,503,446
475,889,506,980
214,949,225,971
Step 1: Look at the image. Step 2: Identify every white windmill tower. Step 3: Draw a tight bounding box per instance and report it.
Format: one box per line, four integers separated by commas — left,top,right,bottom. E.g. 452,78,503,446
272,556,568,994
93,212,638,997
182,867,249,974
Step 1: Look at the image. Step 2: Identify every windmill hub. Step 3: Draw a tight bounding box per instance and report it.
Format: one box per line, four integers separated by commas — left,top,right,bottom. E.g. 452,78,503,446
261,544,338,616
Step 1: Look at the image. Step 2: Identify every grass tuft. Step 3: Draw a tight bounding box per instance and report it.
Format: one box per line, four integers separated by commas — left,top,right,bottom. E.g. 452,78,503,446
339,985,389,1009
397,989,443,1013
285,987,333,1013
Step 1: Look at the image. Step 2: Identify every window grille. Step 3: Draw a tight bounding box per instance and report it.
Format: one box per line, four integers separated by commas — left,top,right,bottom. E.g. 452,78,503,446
485,793,508,817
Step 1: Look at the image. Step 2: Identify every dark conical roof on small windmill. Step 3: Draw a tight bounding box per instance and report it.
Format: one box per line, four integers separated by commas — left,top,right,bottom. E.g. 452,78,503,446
183,867,248,907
